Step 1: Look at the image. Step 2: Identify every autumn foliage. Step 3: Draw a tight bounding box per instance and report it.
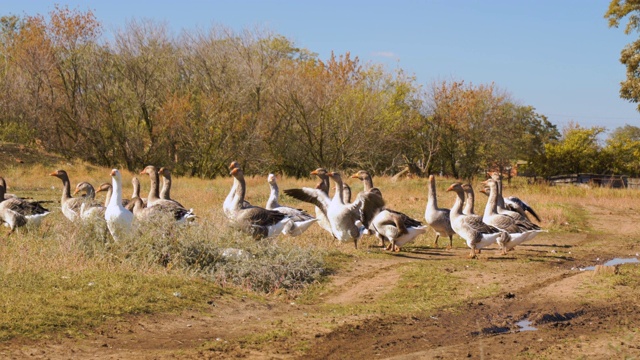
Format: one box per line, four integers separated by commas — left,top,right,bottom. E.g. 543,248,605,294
0,7,561,178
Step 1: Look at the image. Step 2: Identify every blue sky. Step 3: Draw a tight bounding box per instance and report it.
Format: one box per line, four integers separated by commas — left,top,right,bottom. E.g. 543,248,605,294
4,0,638,136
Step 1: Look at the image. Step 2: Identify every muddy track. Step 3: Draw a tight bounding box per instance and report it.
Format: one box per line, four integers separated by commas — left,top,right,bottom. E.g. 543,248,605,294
2,202,640,359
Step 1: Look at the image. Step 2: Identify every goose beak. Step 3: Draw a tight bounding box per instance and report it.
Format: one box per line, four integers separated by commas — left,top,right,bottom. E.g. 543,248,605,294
446,184,455,192
48,171,57,177
72,189,79,195
310,170,318,175
350,174,359,179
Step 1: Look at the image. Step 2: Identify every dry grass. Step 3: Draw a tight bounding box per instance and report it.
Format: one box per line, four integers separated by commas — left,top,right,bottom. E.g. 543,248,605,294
2,155,639,340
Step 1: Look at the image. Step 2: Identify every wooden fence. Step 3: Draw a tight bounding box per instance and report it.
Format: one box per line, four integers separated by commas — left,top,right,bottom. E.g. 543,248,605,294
546,174,640,189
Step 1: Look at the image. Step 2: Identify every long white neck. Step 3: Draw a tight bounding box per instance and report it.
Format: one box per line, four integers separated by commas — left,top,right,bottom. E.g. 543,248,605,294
331,177,344,205
483,182,499,218
110,176,123,207
266,182,279,209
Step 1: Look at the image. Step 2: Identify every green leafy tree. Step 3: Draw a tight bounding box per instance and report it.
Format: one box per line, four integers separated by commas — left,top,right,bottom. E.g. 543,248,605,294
606,1,640,110
602,124,640,175
538,123,605,176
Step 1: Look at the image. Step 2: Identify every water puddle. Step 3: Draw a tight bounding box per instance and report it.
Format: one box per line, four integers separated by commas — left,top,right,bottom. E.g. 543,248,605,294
579,257,639,271
515,319,537,332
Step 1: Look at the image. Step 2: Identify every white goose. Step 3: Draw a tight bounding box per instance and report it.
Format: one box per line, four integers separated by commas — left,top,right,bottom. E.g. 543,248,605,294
446,182,510,258
284,172,384,248
266,174,317,236
0,177,50,234
104,169,133,241
228,164,292,239
425,175,456,248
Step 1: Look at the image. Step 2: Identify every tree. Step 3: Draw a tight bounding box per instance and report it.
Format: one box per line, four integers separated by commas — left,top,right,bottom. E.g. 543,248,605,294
605,1,640,110
538,123,605,176
602,124,640,175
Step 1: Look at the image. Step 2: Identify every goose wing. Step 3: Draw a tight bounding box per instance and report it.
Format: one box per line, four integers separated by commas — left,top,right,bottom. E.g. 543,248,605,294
284,188,330,216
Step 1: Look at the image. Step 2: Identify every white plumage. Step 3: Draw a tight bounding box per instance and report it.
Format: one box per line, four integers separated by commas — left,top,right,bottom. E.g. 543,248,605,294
105,169,133,241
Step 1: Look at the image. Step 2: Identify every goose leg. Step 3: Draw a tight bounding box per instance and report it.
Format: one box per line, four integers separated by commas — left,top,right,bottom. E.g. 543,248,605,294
447,235,453,250
468,245,477,259
433,234,440,248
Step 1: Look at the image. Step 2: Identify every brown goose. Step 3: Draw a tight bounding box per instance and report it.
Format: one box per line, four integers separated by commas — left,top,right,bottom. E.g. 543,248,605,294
73,181,97,200
125,177,146,212
351,169,419,250
462,183,476,215
284,172,384,248
350,170,382,197
424,175,456,248
228,165,292,239
446,182,510,258
367,208,427,252
49,169,91,222
158,167,185,207
140,165,184,207
79,183,110,220
266,174,317,236
0,177,50,234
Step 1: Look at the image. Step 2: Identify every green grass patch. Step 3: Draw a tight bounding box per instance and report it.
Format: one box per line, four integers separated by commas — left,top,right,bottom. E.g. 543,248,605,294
0,269,223,340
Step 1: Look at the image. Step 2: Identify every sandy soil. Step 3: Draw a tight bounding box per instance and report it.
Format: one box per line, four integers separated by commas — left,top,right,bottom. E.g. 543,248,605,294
2,203,640,359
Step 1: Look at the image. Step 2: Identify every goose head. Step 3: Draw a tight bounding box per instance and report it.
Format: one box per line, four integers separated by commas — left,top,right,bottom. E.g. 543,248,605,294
350,170,371,180
111,169,123,182
311,168,329,178
49,169,69,180
267,173,277,185
139,165,157,176
73,181,94,196
95,182,111,194
158,167,171,178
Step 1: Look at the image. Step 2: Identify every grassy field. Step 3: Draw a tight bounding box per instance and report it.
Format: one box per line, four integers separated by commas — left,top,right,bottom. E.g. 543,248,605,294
1,148,640,359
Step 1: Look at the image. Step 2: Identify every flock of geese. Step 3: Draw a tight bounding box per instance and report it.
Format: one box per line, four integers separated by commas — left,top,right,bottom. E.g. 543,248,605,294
223,161,543,258
0,161,543,259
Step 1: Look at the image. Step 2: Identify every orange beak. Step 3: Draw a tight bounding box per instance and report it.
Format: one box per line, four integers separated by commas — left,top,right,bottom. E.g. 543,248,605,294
350,174,359,179
310,170,318,175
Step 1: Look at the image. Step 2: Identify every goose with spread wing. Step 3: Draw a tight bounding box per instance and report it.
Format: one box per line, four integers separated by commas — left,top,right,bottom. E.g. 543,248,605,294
284,171,384,248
